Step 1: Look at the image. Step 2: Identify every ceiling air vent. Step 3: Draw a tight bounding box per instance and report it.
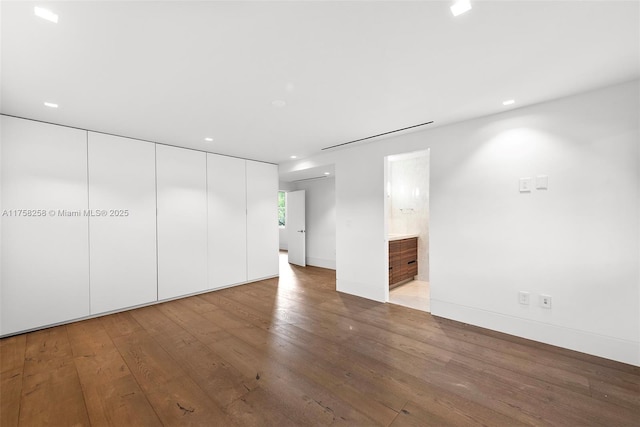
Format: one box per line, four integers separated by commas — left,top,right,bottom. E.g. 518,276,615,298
292,176,329,183
321,121,434,151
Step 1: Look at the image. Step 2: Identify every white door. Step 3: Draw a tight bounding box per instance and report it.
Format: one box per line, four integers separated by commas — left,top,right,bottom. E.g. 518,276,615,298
287,190,306,267
246,161,279,280
208,154,247,289
88,133,157,314
156,145,208,300
1,116,90,335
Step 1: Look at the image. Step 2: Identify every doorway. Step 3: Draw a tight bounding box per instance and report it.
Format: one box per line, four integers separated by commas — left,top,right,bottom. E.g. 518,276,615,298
278,164,337,271
385,149,430,312
287,190,306,266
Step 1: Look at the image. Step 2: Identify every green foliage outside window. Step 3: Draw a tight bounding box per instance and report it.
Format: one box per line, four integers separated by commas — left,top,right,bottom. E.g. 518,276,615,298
278,191,286,227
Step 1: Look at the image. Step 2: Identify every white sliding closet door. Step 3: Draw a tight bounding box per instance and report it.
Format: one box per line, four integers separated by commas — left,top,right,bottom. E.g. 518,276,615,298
88,133,157,314
1,116,90,335
246,161,279,281
208,154,247,289
156,145,207,299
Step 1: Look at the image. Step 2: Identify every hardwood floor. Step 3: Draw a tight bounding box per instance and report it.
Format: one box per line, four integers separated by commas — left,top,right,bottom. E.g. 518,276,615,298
2,255,639,426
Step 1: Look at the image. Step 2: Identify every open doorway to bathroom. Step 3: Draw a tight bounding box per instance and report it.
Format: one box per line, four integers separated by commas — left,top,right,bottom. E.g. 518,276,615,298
385,149,430,312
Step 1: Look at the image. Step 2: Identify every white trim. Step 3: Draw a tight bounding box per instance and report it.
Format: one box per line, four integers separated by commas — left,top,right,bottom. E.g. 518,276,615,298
431,299,640,367
337,279,385,303
306,257,336,270
0,275,279,339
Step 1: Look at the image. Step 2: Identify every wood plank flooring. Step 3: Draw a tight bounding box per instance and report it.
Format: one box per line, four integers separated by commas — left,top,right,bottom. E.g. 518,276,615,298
2,254,639,426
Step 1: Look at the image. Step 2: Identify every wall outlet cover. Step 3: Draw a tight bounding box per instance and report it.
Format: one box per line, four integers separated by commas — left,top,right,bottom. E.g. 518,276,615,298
536,175,549,190
519,177,533,193
540,294,552,309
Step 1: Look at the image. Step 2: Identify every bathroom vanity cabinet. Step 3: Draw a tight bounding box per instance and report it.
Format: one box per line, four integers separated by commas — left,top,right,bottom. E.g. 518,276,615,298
389,236,418,287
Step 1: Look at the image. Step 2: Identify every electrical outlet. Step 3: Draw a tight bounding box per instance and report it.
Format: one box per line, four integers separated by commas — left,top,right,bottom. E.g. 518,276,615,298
518,291,530,305
540,294,552,309
519,177,533,193
536,175,549,190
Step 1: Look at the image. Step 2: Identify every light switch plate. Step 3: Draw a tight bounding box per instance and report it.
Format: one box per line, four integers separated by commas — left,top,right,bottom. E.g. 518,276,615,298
536,175,548,190
519,177,533,193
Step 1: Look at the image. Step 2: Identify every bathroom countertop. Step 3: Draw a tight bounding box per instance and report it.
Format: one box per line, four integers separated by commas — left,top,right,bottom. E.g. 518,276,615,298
388,233,420,241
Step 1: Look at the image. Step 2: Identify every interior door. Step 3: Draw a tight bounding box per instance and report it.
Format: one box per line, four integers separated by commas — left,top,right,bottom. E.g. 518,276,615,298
88,132,157,314
156,145,208,300
287,190,306,266
1,116,90,335
246,161,279,280
208,154,247,289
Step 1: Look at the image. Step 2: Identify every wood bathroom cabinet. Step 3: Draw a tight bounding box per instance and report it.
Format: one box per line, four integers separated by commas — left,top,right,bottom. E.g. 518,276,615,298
389,237,418,288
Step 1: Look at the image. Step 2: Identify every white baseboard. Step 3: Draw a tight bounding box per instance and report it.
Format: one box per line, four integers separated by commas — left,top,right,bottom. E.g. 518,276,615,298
336,279,386,303
0,275,280,338
306,257,336,270
431,299,640,367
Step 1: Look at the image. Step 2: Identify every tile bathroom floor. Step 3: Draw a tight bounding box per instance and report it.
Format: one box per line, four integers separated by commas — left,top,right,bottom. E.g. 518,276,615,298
389,280,430,312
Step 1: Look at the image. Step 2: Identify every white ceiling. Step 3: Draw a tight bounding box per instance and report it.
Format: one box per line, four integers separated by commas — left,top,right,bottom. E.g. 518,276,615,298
2,1,639,165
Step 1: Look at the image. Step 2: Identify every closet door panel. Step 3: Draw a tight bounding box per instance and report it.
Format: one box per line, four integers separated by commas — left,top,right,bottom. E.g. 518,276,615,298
88,132,157,314
1,116,89,335
246,161,278,281
207,154,247,289
156,145,207,300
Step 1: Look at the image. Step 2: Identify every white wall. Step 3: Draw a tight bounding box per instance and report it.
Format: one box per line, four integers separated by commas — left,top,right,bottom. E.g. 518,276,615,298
336,146,388,301
279,80,640,366
293,177,336,269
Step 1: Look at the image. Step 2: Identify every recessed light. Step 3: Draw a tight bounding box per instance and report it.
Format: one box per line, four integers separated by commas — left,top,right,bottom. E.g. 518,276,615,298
450,0,471,17
34,6,58,23
503,99,515,106
44,102,58,108
204,137,213,142
272,100,287,108
290,155,297,159
324,172,330,175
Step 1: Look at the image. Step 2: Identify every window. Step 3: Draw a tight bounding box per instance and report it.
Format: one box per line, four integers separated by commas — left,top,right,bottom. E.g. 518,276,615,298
278,191,286,227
